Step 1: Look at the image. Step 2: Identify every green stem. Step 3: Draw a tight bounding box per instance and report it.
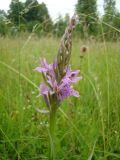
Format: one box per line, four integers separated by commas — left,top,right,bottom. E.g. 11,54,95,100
49,108,57,160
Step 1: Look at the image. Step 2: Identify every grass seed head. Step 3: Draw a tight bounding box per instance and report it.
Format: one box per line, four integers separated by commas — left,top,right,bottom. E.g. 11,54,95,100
80,45,88,58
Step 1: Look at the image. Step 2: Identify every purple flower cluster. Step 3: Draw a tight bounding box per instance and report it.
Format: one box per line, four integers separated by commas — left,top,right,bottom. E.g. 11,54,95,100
35,58,82,107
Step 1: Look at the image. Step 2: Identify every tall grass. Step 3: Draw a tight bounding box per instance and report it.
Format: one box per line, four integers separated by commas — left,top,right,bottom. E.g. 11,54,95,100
0,37,120,159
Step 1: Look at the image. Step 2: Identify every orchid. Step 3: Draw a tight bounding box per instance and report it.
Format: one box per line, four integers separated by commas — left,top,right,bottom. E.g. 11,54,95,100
34,15,81,160
35,58,81,107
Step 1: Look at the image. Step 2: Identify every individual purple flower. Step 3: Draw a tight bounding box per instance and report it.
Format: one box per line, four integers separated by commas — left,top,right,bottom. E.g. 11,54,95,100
34,58,55,78
57,82,80,101
40,82,50,107
62,65,82,84
34,58,50,73
40,82,49,96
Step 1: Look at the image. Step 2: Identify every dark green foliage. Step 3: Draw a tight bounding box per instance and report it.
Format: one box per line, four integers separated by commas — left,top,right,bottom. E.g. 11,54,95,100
103,0,120,40
8,0,24,25
26,20,38,32
23,0,53,33
37,2,51,23
113,12,120,31
0,10,8,36
24,0,39,22
0,22,8,36
76,0,98,38
24,1,51,23
7,0,53,34
104,0,116,16
0,10,7,20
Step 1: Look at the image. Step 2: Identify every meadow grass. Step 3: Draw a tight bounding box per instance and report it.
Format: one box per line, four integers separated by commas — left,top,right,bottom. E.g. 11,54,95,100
0,37,120,159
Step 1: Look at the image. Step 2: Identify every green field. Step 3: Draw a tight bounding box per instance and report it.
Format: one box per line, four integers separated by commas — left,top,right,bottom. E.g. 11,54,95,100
0,37,120,159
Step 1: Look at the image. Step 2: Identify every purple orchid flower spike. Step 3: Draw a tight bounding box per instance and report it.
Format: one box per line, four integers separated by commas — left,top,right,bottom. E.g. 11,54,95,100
35,61,81,108
34,15,81,109
34,15,81,160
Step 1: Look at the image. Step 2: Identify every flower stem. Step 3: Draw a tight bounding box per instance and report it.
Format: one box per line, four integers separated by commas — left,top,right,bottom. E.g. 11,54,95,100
49,107,57,160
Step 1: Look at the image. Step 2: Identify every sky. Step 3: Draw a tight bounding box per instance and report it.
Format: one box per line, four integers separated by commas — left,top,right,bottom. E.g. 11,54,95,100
0,0,120,20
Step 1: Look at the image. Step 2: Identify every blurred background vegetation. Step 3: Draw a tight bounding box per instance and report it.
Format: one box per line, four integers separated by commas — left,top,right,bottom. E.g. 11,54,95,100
0,0,120,159
0,0,120,40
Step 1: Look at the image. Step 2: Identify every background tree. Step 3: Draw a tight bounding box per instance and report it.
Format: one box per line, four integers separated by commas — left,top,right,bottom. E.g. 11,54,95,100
103,0,119,40
104,0,116,17
34,2,53,34
24,0,53,33
7,0,53,34
0,10,8,36
76,0,98,39
112,11,120,40
8,0,24,25
24,0,39,22
0,10,7,20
